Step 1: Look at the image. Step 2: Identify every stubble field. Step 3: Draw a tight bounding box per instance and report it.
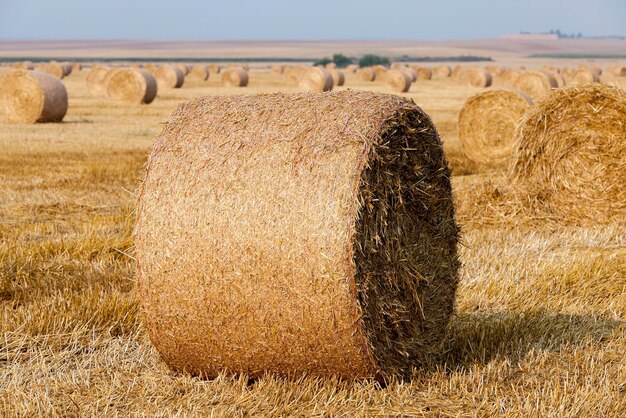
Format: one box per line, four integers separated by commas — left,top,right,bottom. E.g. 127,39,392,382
1,66,625,416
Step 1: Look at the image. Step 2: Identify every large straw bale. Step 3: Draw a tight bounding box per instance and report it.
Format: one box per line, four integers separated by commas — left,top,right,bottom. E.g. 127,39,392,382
222,67,249,87
513,70,557,99
458,89,532,167
512,83,626,222
189,65,209,81
155,66,185,89
385,70,411,92
457,68,492,88
358,67,376,82
106,68,157,104
0,70,68,124
299,67,333,92
136,90,460,380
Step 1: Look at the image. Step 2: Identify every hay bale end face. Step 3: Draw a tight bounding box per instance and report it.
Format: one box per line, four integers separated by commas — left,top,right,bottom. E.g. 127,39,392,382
458,89,532,167
457,68,492,88
328,68,345,86
513,83,626,222
385,70,411,93
136,91,460,380
106,68,157,105
0,70,68,124
299,67,333,92
358,67,376,82
432,65,451,78
570,68,600,85
155,66,185,89
86,66,111,97
189,65,209,81
221,67,249,87
411,66,432,81
513,70,557,99
38,61,65,79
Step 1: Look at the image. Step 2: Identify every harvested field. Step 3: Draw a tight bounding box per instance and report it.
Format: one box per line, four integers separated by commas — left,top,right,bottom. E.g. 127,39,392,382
1,62,625,417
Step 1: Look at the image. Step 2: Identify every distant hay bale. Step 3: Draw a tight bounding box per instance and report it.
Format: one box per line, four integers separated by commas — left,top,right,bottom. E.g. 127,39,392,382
12,61,34,70
60,62,72,77
176,63,191,75
222,67,249,87
605,66,625,77
570,68,600,85
106,68,157,105
284,66,306,85
432,65,451,77
228,63,250,71
71,62,82,72
401,66,417,82
512,83,626,222
450,65,463,81
412,66,432,81
130,63,143,68
457,68,492,87
188,65,209,81
561,67,575,79
299,67,333,92
0,70,68,124
271,64,286,74
358,67,376,82
86,66,111,97
345,64,358,73
328,68,345,86
552,73,566,88
38,61,65,79
513,70,557,99
499,68,520,86
144,63,157,72
136,90,460,380
325,62,336,69
385,70,411,92
208,64,221,74
457,89,532,167
155,66,185,89
372,65,388,79
485,66,502,76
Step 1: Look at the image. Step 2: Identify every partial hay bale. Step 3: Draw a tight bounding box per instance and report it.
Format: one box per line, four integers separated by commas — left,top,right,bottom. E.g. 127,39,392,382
208,64,221,74
0,70,68,124
176,63,191,75
71,62,82,72
86,66,111,97
358,67,376,82
299,67,333,92
372,65,388,79
38,61,65,79
485,65,503,76
12,61,34,70
450,65,463,81
412,66,432,81
561,67,575,79
345,64,358,73
385,70,411,93
189,65,209,81
570,67,600,85
60,62,72,77
284,66,306,85
144,63,157,73
328,68,345,86
605,66,626,77
130,63,143,68
432,65,451,78
155,66,185,89
222,67,249,87
325,62,337,69
271,64,286,74
457,68,492,88
513,70,557,99
228,63,250,71
401,66,417,82
512,83,626,222
457,89,532,167
136,90,460,380
106,68,157,105
499,68,520,86
552,73,566,88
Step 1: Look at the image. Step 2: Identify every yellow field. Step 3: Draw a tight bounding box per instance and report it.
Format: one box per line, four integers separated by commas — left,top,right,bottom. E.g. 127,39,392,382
1,68,625,416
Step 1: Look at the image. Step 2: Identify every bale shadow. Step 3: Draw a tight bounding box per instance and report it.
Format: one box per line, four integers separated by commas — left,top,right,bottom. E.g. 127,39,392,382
430,310,624,374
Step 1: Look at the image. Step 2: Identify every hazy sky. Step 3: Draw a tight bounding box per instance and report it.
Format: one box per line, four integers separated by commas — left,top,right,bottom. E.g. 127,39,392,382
0,0,624,40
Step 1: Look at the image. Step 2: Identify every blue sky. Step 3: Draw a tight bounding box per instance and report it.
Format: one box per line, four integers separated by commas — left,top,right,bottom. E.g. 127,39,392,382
0,0,624,40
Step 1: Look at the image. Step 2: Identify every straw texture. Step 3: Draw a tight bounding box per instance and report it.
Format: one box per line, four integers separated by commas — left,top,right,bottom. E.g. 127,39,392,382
0,70,68,124
136,90,460,381
106,68,157,104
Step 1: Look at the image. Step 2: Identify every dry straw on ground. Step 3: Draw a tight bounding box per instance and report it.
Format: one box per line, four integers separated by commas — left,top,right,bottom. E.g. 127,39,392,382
38,61,65,79
457,68,492,88
136,90,460,381
358,67,376,82
299,67,333,92
570,68,600,85
188,65,209,81
86,66,110,97
458,89,532,168
106,68,157,105
154,66,185,89
328,68,345,86
385,70,411,92
432,65,451,77
512,83,626,222
221,67,249,87
513,70,557,99
0,69,68,124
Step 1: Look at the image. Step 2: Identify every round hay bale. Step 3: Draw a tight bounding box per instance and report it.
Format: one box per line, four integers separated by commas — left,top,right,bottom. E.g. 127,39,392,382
512,83,626,221
208,64,221,74
432,65,451,78
358,67,376,82
155,66,185,89
175,63,191,75
385,70,411,93
401,66,417,82
38,61,65,79
228,63,250,71
499,68,520,86
144,63,157,72
86,66,111,97
412,66,432,81
71,62,82,72
271,64,286,74
552,73,566,88
450,65,463,81
372,65,388,79
345,64,359,73
457,89,532,167
222,67,249,87
299,67,333,92
12,61,34,70
60,62,72,77
106,68,157,105
136,90,460,380
328,68,345,86
485,66,503,76
561,67,575,79
513,70,557,99
189,65,209,81
0,70,68,124
284,66,305,85
570,67,600,85
325,62,336,69
457,68,492,88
